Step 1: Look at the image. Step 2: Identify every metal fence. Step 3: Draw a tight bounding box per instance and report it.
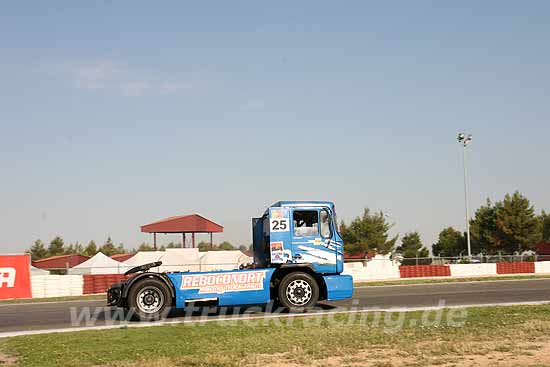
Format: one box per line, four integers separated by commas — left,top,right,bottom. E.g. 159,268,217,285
344,254,550,266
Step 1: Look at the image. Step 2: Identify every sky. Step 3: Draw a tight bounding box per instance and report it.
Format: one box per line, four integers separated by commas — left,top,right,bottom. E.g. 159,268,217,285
1,1,549,253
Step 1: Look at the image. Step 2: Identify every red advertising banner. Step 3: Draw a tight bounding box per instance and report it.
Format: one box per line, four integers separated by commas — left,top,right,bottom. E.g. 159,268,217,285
0,254,32,300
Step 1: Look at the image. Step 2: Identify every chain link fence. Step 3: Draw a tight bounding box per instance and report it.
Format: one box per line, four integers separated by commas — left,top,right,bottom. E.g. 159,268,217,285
345,254,550,266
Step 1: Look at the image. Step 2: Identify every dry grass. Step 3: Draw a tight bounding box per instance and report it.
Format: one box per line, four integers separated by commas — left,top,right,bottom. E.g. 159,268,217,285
103,339,550,367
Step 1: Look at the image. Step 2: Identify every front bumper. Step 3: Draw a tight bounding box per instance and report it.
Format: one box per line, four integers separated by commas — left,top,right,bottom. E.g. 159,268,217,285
107,282,125,307
323,274,354,301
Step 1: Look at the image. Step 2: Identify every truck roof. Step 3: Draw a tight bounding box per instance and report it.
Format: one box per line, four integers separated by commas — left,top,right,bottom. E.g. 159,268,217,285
270,201,335,208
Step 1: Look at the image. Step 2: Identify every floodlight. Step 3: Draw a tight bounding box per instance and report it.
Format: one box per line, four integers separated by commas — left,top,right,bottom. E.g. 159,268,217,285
456,131,473,258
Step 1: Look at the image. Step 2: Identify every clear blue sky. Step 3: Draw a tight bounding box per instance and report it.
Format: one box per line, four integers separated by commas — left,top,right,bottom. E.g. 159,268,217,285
1,1,549,253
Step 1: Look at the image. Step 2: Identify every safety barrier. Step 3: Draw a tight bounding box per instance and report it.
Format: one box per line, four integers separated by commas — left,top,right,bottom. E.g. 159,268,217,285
448,263,497,277
345,260,550,282
399,265,451,278
83,274,128,295
30,275,84,298
496,262,535,275
20,260,550,299
535,261,550,274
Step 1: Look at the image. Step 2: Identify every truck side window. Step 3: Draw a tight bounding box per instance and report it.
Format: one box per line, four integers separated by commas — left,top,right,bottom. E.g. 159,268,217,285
293,210,319,237
320,210,331,238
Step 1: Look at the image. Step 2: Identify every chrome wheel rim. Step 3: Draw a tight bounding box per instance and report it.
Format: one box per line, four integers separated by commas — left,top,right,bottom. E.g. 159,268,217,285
286,279,312,306
136,286,164,314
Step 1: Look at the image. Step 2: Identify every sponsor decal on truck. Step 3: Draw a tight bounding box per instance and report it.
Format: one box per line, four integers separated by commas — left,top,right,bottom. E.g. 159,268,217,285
180,270,267,294
270,241,285,263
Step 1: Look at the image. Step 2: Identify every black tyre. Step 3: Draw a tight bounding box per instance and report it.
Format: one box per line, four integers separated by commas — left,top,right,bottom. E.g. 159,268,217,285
127,278,172,321
277,272,320,312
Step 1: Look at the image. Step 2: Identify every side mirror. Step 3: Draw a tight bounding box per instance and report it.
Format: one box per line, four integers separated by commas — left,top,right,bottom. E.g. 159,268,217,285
320,209,332,239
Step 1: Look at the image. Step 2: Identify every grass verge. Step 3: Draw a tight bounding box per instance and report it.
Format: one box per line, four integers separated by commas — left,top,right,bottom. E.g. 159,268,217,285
2,304,550,366
356,273,550,287
0,294,104,305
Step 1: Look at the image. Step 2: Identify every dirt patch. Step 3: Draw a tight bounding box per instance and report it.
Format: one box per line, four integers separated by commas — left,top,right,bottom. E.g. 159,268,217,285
250,349,420,367
253,341,550,367
446,343,550,367
0,351,17,366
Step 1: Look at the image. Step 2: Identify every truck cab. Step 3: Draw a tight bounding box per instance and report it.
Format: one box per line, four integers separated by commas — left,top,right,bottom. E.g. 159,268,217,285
253,201,344,274
108,201,353,321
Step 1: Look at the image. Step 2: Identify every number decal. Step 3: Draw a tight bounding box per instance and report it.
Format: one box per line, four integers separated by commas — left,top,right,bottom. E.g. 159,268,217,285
271,218,289,232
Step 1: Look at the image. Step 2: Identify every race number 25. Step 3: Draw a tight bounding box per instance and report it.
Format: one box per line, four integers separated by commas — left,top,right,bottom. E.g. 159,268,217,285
270,218,289,232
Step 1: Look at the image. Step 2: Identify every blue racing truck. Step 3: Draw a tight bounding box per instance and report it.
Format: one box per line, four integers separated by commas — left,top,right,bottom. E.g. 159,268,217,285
107,201,353,320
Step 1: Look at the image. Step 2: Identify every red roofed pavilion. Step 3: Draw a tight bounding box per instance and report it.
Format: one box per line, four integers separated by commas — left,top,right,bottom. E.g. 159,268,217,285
141,214,224,250
110,253,136,263
32,254,90,270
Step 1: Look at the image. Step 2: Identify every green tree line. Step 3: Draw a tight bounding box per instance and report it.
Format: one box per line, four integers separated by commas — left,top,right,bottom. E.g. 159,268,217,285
28,190,548,261
27,236,247,261
340,191,549,258
434,191,549,256
339,209,430,258
28,236,131,260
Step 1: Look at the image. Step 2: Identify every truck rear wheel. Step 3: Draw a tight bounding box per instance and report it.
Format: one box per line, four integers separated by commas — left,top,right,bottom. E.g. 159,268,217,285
127,278,171,321
278,272,319,312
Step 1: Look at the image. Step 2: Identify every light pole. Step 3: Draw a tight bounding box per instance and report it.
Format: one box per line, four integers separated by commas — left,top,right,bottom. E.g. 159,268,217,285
457,133,473,258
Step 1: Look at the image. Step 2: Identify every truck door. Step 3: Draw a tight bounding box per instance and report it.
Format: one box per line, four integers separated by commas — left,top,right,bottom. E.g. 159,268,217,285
252,217,269,268
291,208,337,274
268,207,292,264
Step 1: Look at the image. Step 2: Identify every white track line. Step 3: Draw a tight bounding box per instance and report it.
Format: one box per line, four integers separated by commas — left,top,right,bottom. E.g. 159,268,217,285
0,299,104,308
2,277,548,307
1,300,549,339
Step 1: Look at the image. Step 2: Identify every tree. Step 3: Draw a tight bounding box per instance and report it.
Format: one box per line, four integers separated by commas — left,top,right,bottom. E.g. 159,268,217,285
83,240,98,256
29,239,47,260
197,241,235,252
340,208,398,255
495,191,542,253
116,243,126,254
396,232,429,258
64,242,84,255
470,199,498,254
198,241,211,252
432,227,466,257
48,236,65,257
64,243,75,255
540,210,550,242
74,242,84,254
99,237,117,256
218,241,234,251
136,243,154,252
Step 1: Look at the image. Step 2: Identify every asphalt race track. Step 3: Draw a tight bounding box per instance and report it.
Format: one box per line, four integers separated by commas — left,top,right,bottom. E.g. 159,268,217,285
1,278,550,335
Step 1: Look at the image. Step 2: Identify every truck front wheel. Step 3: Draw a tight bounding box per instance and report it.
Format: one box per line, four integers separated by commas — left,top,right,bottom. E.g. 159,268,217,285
127,278,171,321
278,272,319,312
